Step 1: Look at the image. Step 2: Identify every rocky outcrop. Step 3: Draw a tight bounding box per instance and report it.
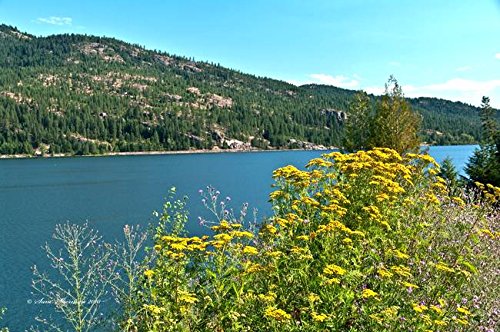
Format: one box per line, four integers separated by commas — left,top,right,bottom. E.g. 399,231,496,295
320,108,347,122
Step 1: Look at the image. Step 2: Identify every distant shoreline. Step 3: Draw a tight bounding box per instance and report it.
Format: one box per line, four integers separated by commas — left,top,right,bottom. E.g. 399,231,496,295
0,147,337,160
0,144,480,160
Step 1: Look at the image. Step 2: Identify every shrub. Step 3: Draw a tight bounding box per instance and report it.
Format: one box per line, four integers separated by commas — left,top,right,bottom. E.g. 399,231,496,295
127,148,499,331
30,223,117,332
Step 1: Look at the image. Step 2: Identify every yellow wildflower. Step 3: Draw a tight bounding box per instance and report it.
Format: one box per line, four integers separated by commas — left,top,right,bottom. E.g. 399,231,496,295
231,231,254,239
451,196,466,207
457,306,471,315
275,217,291,227
166,251,186,260
264,307,291,321
434,262,455,273
307,293,320,303
434,319,447,326
342,237,353,244
378,267,393,278
323,277,341,285
392,249,409,260
258,291,277,302
381,306,399,317
430,305,443,315
242,245,259,255
262,224,277,235
369,314,383,324
390,265,412,278
412,303,428,313
453,317,469,325
269,190,284,200
144,304,163,315
211,220,231,231
178,291,198,304
323,264,346,276
362,288,379,299
402,282,419,289
214,233,233,242
265,251,283,258
376,193,390,202
244,262,264,274
144,269,154,278
170,242,187,251
311,312,329,322
425,193,440,205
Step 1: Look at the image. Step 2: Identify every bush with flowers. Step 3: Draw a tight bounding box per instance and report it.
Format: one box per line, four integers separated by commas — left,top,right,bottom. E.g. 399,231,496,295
124,148,498,331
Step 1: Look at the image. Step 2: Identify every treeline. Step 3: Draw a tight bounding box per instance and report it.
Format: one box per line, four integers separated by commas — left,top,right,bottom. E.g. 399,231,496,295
0,24,495,156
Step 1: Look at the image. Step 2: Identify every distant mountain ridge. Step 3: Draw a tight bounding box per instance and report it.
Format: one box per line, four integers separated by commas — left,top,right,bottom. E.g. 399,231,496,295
0,24,490,156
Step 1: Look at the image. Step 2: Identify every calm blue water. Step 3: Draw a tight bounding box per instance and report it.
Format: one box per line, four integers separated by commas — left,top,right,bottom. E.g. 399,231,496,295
0,145,477,329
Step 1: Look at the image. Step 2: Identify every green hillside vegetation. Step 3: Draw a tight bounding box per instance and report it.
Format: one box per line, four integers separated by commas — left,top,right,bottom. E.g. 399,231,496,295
0,24,495,156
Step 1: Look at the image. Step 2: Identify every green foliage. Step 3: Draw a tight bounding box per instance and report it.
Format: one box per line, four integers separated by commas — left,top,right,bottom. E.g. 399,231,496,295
479,97,499,146
465,97,500,186
369,76,421,153
122,149,499,331
343,77,421,154
342,91,372,151
438,157,461,195
0,25,490,156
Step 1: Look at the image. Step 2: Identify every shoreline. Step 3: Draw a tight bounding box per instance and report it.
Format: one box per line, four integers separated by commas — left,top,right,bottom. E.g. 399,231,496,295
0,147,338,160
0,143,479,160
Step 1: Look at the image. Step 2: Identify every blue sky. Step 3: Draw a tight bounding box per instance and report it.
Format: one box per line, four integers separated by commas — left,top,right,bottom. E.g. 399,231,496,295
1,0,499,107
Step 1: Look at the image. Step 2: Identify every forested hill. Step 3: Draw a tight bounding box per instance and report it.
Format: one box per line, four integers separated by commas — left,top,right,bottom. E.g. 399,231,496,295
0,24,488,156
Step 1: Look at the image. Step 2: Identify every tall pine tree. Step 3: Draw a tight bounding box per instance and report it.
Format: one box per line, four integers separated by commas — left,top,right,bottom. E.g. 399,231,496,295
465,97,500,186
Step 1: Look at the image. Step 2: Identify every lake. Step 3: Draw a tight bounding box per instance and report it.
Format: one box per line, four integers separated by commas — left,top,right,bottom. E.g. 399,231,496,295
0,145,477,329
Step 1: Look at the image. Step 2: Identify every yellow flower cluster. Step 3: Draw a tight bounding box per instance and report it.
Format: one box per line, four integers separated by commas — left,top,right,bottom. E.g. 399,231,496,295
412,303,428,313
138,148,496,331
242,245,258,255
390,265,412,278
272,165,310,188
258,291,277,303
434,262,455,273
264,307,291,321
311,311,329,322
178,291,198,304
144,304,164,315
159,235,209,259
323,264,346,276
362,288,379,299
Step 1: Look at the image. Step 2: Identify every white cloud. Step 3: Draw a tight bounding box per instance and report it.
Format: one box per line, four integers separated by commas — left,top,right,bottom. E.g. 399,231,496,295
365,78,500,108
289,73,500,108
364,86,386,95
36,16,72,26
310,74,360,89
388,61,401,67
288,73,360,89
495,53,500,60
456,66,471,72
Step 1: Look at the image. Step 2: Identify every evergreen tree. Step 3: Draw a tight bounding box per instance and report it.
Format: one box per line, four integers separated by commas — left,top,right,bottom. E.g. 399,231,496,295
439,157,460,195
465,97,500,186
342,91,372,152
